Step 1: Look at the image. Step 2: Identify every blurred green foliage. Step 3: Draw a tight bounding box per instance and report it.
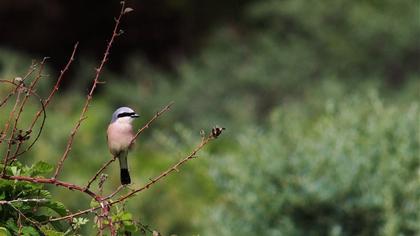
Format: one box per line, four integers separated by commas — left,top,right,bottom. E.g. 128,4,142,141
0,0,419,235
206,87,419,235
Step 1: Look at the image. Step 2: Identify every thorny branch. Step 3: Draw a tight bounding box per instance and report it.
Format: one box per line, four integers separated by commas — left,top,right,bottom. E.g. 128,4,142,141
0,61,37,109
1,175,99,200
8,43,79,162
0,80,47,175
131,101,175,145
0,43,74,170
52,1,127,179
0,198,48,205
1,81,23,165
43,43,79,108
5,57,48,163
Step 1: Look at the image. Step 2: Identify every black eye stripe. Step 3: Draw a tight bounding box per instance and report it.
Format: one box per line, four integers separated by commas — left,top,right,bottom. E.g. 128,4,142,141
117,112,135,118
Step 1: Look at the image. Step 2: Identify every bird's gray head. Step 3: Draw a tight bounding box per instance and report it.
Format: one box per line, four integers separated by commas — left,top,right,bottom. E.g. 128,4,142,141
111,107,140,123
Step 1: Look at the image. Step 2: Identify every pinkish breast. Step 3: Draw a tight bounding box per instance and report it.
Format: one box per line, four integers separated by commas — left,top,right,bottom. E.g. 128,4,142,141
107,122,135,154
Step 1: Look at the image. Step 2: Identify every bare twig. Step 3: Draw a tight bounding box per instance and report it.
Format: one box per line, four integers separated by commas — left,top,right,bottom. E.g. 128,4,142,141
0,198,48,205
10,96,47,161
0,82,19,109
130,101,175,145
1,82,24,170
1,87,47,175
0,61,37,109
0,82,18,108
3,44,77,163
102,185,124,201
48,206,101,223
5,58,48,161
17,213,23,235
44,43,79,108
9,43,79,161
86,156,117,190
5,201,43,229
1,82,23,140
53,2,127,179
0,80,24,143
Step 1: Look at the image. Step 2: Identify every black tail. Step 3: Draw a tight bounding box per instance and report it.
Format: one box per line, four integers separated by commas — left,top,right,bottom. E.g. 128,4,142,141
120,168,131,185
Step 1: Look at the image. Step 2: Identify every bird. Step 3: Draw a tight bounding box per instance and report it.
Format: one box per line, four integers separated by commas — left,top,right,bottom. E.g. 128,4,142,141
107,107,140,185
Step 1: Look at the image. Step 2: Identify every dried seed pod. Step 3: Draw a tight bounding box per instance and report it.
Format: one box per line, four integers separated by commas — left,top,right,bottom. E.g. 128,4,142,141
211,126,225,138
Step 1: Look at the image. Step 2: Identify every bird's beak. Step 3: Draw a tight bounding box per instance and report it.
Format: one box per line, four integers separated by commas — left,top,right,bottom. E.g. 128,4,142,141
131,113,140,118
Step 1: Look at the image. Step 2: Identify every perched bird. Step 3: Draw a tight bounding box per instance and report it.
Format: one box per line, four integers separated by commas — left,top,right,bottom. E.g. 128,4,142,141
107,107,140,185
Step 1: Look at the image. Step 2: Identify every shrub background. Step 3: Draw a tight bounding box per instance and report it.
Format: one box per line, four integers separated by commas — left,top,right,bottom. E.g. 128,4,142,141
0,0,419,235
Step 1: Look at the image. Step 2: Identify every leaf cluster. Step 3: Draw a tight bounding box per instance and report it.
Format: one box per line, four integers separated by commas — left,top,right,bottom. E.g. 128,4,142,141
0,161,70,236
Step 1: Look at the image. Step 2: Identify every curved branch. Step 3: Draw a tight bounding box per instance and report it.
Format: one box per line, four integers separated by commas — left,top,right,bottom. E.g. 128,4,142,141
5,58,48,161
11,95,47,159
0,62,38,108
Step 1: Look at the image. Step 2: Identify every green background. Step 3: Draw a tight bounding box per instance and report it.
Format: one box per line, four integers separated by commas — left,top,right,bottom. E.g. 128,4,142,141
0,0,419,235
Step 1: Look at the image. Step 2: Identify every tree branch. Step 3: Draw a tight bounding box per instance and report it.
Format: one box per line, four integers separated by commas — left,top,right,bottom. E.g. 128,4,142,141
86,156,117,190
0,198,48,205
4,58,48,162
0,61,37,109
52,2,127,179
2,175,100,200
131,101,175,145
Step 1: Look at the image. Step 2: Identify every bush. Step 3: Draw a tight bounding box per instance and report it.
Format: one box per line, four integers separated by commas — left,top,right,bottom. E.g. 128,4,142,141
207,87,419,235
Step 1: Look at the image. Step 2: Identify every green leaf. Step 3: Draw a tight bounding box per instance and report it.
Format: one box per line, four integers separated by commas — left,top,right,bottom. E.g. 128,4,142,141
72,217,89,227
90,199,100,208
37,190,52,199
10,166,19,176
123,223,137,232
5,219,18,233
0,227,11,236
40,226,64,236
43,201,68,216
0,165,12,175
121,212,132,221
21,226,39,236
30,161,53,176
